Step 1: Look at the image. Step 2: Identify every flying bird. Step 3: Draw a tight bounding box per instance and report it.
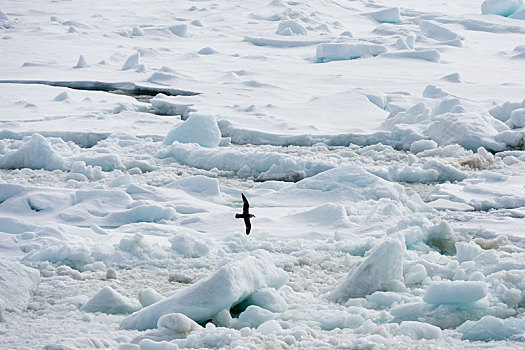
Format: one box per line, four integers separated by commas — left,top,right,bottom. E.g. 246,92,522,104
235,193,255,235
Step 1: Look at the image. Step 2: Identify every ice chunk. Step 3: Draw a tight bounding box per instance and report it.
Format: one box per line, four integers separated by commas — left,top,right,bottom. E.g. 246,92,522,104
82,286,141,314
168,24,188,37
423,281,487,304
257,320,283,335
508,108,525,128
139,287,164,307
245,287,287,313
439,72,462,83
157,313,202,334
420,21,459,42
404,264,427,285
458,315,525,341
0,134,67,171
0,10,9,21
164,114,221,148
481,0,523,17
120,250,288,330
238,305,275,327
106,205,176,225
166,175,223,201
121,52,141,70
366,8,401,23
197,47,218,55
275,20,307,36
509,7,525,18
74,54,89,68
316,43,387,62
410,140,437,154
395,321,441,340
455,242,482,263
0,260,39,312
327,239,404,302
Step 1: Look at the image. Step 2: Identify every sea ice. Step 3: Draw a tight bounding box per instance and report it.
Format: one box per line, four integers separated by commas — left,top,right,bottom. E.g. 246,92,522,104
316,43,387,62
0,260,39,312
481,0,523,17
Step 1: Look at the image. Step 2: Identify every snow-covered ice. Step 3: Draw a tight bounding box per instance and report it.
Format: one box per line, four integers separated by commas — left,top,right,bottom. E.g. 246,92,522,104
0,0,525,349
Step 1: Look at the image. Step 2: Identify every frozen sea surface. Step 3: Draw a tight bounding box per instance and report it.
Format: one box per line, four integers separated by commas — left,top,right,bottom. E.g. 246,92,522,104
0,0,525,349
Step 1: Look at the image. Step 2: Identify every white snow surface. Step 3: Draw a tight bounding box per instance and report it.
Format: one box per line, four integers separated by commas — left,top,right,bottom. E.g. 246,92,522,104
0,0,525,349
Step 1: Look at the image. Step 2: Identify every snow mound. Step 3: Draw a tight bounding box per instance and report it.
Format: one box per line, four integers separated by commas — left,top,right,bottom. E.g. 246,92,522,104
169,24,188,37
316,43,387,62
245,287,287,313
481,0,523,17
163,114,221,148
279,165,408,205
0,260,39,312
275,20,307,36
366,8,401,23
238,305,275,327
423,281,487,304
410,140,437,154
120,250,288,330
0,134,67,171
106,205,176,225
244,36,327,47
169,231,210,258
458,315,525,341
508,108,525,128
327,239,404,303
82,286,141,314
395,321,441,340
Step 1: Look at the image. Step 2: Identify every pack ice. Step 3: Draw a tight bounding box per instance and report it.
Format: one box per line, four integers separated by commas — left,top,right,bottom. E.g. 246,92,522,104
0,0,525,349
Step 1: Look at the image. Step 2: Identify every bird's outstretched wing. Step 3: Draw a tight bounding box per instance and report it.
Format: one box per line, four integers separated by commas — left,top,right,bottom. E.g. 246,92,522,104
244,217,251,235
241,193,249,214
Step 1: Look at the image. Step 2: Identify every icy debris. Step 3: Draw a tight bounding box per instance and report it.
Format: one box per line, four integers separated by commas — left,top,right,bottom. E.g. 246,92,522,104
0,260,40,312
426,221,461,255
244,36,327,47
366,8,401,23
122,52,141,70
139,287,164,307
316,43,387,62
328,239,404,303
257,320,283,335
0,134,67,171
163,114,221,148
458,315,525,341
166,175,223,201
424,281,488,304
395,321,441,340
120,250,288,330
275,20,307,36
481,0,523,17
158,313,202,334
168,24,188,37
74,54,89,68
147,72,177,86
82,286,141,314
56,265,83,280
474,235,510,250
510,7,525,18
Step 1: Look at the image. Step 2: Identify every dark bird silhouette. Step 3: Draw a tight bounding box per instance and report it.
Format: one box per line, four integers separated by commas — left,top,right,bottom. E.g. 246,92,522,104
235,193,255,235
